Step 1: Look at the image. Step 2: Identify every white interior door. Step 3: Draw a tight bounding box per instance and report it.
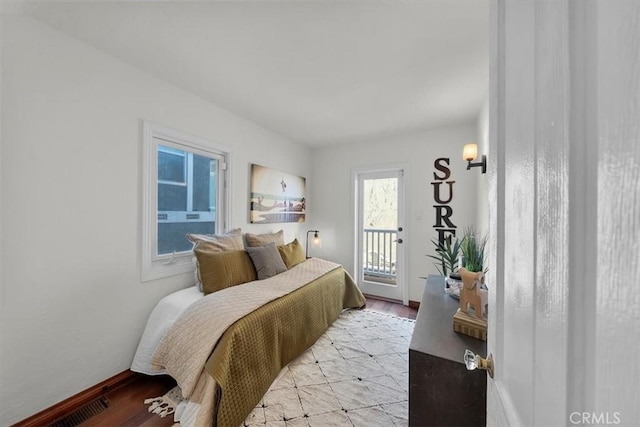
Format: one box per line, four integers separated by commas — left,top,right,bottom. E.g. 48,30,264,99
355,168,405,302
488,1,640,425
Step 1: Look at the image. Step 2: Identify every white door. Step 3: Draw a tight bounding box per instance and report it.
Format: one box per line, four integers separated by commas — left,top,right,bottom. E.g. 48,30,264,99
488,1,640,425
355,168,405,302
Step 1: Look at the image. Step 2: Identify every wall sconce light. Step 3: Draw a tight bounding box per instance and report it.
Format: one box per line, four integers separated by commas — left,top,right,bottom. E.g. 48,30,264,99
463,143,487,174
306,230,321,259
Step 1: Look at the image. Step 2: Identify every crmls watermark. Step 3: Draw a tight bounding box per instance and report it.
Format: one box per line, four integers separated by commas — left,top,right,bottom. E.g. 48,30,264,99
569,412,621,425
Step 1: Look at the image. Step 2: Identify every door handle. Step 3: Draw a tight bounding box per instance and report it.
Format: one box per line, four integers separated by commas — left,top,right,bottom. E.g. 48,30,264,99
394,238,403,244
464,349,494,378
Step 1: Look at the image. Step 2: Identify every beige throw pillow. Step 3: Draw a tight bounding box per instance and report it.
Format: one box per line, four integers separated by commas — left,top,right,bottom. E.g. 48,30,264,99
245,230,285,247
187,228,244,249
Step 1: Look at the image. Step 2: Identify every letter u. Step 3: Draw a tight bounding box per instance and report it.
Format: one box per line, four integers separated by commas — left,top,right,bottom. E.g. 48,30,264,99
432,180,455,204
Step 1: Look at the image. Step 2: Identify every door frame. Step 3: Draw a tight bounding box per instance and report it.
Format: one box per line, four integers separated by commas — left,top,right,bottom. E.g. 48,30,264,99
352,163,409,305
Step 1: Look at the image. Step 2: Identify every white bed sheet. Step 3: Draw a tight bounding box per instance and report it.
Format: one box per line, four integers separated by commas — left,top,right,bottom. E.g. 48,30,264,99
131,286,204,375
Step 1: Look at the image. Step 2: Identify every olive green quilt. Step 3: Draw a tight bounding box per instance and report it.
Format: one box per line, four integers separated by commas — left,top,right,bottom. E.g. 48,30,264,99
152,258,365,426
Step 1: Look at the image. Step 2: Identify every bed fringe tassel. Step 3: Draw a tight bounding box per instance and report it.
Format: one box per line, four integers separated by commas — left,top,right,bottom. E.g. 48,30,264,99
144,385,182,418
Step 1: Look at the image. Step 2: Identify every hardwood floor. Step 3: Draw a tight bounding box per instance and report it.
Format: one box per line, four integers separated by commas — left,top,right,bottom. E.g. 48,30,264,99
364,297,419,320
78,374,176,427
68,297,417,426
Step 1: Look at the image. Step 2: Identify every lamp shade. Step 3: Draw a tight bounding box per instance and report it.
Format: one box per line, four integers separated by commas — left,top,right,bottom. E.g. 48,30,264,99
463,143,478,161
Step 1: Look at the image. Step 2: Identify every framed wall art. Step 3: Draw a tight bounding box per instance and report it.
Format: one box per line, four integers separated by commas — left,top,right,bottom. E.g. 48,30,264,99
250,164,306,223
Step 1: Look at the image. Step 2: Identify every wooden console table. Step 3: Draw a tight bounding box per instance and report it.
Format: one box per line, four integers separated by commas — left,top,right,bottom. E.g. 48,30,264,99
409,276,487,426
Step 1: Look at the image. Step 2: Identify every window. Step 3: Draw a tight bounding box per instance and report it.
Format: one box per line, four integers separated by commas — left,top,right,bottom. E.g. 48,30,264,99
142,121,230,281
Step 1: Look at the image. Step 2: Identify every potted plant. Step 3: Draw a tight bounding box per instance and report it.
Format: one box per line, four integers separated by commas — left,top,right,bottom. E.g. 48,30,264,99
427,237,461,278
460,226,488,273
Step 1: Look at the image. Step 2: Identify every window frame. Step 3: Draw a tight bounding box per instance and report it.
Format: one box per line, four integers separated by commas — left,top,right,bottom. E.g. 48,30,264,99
142,121,232,282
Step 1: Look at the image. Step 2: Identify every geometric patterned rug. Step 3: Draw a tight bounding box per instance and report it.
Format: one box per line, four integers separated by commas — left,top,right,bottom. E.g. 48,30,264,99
243,309,415,426
146,309,415,426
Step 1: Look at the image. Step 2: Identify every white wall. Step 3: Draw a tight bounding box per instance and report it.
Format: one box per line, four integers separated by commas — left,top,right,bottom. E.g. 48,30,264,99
310,125,480,303
0,15,310,424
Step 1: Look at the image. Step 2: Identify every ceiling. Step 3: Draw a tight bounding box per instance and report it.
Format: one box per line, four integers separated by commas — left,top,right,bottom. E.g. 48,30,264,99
22,1,489,147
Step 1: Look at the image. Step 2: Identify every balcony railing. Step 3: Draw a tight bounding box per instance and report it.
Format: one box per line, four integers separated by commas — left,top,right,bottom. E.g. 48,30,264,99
363,228,397,284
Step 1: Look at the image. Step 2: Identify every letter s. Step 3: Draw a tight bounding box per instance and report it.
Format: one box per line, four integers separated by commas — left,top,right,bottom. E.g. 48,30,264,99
613,412,621,424
433,158,451,180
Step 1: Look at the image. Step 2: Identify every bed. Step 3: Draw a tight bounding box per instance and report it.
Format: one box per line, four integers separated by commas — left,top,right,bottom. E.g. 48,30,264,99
132,252,365,426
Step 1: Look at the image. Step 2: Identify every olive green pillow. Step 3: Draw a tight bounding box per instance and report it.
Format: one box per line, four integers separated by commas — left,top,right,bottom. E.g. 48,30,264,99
245,230,285,247
194,247,257,295
188,228,244,291
278,238,306,269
